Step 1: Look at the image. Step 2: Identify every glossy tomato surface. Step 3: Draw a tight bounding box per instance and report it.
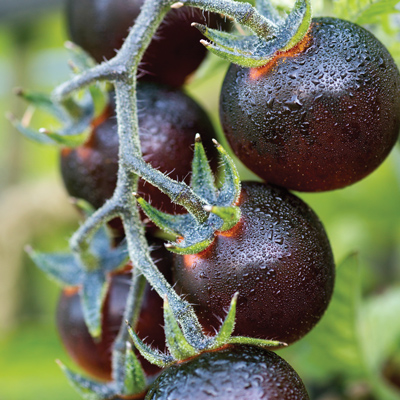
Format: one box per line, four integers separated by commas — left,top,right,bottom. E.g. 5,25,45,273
66,0,231,86
56,241,172,381
146,344,310,399
60,83,218,215
220,18,400,192
173,182,335,345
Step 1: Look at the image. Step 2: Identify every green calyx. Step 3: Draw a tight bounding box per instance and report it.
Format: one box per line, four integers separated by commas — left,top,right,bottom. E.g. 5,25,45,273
27,217,129,339
136,135,241,255
7,43,108,147
196,0,312,68
57,342,147,400
127,293,286,369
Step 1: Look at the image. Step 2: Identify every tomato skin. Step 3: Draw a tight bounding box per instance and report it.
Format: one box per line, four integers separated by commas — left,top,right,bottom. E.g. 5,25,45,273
66,0,230,87
60,83,218,215
56,241,172,381
220,18,400,192
145,344,310,399
173,182,335,345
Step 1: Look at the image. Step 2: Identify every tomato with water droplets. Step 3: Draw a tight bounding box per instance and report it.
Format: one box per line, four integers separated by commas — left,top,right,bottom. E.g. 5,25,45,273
173,181,335,345
220,18,400,192
145,344,310,399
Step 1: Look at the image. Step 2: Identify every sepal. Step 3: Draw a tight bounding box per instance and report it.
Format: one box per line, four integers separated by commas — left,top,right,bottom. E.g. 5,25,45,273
57,360,116,400
122,343,147,395
10,88,93,147
211,293,238,349
279,0,312,52
135,195,189,237
65,41,108,117
30,220,128,338
228,336,287,347
138,138,241,256
26,247,82,286
256,0,284,23
81,270,109,338
197,0,312,68
191,134,218,204
127,323,173,367
204,205,241,232
213,139,241,207
165,237,214,255
163,296,198,360
14,88,68,120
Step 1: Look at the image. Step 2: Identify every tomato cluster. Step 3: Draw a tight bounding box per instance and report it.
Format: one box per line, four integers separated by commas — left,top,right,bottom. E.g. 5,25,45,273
54,1,400,399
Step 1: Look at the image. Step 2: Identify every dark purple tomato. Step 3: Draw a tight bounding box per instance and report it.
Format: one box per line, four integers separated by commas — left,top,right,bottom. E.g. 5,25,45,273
173,181,335,345
66,0,231,87
145,344,310,399
56,240,172,381
220,18,400,192
60,83,218,216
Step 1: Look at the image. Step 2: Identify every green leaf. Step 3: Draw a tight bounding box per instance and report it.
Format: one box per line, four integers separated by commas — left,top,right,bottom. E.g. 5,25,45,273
359,287,400,372
355,0,400,25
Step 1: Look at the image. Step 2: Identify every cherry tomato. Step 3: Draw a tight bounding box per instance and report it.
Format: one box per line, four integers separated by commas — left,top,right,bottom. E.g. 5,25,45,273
173,181,335,345
60,83,218,216
66,0,231,86
56,240,172,380
220,18,400,192
146,344,310,399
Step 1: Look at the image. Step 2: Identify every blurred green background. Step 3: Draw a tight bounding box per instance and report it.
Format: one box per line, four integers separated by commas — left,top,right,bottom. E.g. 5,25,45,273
0,0,400,399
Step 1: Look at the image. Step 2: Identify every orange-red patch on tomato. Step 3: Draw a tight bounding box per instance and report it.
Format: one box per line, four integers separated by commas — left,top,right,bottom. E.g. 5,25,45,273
63,286,80,297
249,30,312,81
217,218,244,238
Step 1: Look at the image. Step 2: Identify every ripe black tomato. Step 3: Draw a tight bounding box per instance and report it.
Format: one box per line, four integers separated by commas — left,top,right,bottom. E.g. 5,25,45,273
60,83,218,217
56,240,172,381
173,181,335,345
145,344,310,399
220,18,400,192
66,0,231,87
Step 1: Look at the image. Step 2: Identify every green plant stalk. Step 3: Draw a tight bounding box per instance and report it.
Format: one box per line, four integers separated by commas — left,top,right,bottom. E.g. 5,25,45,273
51,0,279,386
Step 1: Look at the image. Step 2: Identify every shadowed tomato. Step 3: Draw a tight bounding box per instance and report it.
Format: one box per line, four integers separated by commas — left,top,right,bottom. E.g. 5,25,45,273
66,0,231,86
60,83,218,220
56,239,172,380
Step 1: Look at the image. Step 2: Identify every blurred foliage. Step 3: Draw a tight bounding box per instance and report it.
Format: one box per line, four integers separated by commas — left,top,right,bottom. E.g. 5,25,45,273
0,0,399,399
